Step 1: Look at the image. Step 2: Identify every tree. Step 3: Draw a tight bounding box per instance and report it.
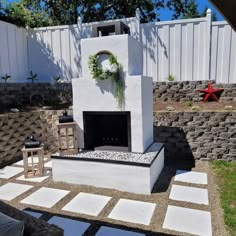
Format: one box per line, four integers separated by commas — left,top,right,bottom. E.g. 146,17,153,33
181,0,199,19
0,1,50,27
178,2,218,21
0,0,217,27
166,0,190,20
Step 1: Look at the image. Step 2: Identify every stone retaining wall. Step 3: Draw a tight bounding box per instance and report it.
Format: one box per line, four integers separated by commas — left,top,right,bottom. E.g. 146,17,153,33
0,110,64,167
153,81,236,102
1,82,235,110
154,111,236,164
0,110,235,167
0,83,72,111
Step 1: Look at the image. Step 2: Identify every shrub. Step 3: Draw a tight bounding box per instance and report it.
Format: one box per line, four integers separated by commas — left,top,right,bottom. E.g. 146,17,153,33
192,105,200,111
166,74,175,82
185,100,193,107
1,73,11,83
166,106,174,111
224,105,233,111
53,76,61,83
27,71,38,83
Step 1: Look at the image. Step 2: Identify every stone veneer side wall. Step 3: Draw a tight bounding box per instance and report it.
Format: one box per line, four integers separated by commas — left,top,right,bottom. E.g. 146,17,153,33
0,110,63,167
154,111,236,163
153,81,236,102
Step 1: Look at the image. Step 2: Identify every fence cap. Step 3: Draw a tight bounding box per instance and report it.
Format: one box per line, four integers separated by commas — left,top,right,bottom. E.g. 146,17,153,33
207,8,212,15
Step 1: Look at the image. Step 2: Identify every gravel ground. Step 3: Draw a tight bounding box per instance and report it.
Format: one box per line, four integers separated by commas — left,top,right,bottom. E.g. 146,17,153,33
0,159,228,236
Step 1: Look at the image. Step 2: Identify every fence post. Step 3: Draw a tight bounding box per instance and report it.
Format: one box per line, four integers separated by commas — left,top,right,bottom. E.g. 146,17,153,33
77,16,82,77
26,26,31,77
77,16,82,38
205,9,212,81
135,8,141,41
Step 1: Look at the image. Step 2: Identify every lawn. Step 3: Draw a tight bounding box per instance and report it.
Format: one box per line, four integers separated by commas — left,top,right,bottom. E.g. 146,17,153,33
212,161,236,235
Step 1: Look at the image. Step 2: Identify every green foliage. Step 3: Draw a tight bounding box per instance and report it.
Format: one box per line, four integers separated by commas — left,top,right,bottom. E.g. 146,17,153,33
191,105,200,111
181,0,199,19
166,105,174,111
225,105,233,111
88,53,124,109
181,2,218,20
1,73,11,83
212,161,236,235
0,0,212,27
0,1,50,27
109,55,119,65
185,100,193,107
113,64,124,109
53,76,61,83
27,70,38,83
88,55,104,80
211,11,218,22
166,74,175,81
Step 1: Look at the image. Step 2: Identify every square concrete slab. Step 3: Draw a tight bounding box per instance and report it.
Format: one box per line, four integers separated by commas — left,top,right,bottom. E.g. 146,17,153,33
0,183,33,201
174,170,208,185
17,170,51,183
23,210,43,218
170,185,209,205
21,187,69,208
0,166,23,179
96,226,145,236
163,205,212,236
48,216,90,236
62,193,111,216
108,199,156,225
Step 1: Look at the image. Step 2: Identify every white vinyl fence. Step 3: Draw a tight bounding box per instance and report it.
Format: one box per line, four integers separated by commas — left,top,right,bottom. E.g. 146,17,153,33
27,17,139,82
0,21,29,82
141,17,210,82
0,9,236,83
210,22,236,83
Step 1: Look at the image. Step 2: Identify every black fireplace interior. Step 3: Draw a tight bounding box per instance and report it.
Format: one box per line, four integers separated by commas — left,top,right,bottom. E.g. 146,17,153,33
83,111,131,152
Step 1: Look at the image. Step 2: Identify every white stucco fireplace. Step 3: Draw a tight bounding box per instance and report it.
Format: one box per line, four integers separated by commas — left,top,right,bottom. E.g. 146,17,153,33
52,21,164,194
72,34,153,153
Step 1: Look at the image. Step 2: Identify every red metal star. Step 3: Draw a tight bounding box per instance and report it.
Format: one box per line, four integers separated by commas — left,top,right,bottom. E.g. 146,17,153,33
199,82,224,102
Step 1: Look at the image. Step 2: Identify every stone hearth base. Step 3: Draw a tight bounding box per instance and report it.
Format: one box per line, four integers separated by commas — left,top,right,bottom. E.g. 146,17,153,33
51,143,164,194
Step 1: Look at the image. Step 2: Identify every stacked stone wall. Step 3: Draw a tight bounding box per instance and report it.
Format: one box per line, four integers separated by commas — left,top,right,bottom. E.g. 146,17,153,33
0,110,64,167
0,83,72,111
153,81,236,102
154,111,236,164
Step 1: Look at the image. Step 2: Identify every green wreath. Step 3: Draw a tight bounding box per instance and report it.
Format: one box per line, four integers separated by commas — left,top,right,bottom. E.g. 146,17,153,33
88,53,124,109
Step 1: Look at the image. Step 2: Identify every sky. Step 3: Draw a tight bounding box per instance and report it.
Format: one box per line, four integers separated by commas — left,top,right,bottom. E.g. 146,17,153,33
158,0,224,21
5,0,224,21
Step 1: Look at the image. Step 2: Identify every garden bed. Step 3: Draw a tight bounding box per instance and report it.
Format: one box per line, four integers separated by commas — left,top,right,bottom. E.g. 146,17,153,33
154,100,236,112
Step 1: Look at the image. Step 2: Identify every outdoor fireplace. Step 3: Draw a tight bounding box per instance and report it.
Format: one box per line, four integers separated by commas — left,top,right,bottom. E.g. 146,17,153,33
92,21,130,37
52,18,165,195
73,34,153,153
83,111,131,151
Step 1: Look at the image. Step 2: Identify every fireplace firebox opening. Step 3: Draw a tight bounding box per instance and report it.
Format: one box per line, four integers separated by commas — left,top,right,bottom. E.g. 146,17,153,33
83,111,131,152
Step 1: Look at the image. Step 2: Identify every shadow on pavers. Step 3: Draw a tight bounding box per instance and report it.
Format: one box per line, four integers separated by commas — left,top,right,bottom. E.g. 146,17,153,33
23,208,173,236
152,126,195,193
